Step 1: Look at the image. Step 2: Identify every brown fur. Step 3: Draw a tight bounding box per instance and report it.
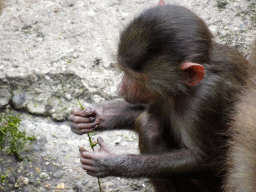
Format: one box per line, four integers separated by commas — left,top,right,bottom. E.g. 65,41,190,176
0,0,4,14
225,41,256,192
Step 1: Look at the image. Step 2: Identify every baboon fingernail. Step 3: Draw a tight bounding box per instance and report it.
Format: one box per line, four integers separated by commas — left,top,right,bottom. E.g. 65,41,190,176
89,117,95,122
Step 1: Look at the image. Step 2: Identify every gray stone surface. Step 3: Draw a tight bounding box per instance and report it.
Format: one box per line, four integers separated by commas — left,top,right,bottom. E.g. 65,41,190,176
0,0,255,119
0,0,255,191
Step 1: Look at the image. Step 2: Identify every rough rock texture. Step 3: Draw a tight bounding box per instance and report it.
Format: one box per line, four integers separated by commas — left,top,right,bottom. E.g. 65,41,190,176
0,0,255,120
0,0,255,191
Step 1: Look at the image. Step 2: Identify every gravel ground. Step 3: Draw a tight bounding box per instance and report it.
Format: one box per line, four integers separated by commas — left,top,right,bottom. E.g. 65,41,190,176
0,0,255,191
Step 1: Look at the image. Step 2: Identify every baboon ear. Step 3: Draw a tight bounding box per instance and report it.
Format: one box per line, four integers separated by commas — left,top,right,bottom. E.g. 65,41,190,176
182,62,205,86
155,0,165,6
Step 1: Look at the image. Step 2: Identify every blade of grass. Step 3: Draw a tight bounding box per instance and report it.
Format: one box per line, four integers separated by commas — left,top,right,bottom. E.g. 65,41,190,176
77,100,102,192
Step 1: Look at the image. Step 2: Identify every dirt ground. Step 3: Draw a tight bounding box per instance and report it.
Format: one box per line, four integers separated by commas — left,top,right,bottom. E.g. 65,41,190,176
0,0,255,191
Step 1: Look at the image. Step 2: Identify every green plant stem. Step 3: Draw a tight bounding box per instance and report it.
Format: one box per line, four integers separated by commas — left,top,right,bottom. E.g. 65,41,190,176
0,113,36,161
77,100,102,192
7,166,16,180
